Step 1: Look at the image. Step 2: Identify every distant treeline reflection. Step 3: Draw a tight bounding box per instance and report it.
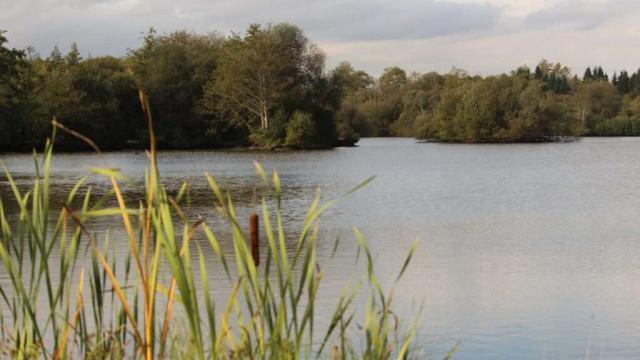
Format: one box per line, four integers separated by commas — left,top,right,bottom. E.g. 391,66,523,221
2,25,640,150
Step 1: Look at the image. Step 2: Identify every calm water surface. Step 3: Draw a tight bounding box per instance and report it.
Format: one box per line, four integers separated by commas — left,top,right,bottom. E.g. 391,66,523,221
3,137,640,359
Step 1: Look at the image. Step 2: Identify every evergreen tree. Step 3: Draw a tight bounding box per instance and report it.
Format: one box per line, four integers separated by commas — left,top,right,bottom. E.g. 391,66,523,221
534,66,544,80
632,69,640,93
48,46,63,66
584,67,593,81
0,30,28,148
548,72,557,92
617,70,630,93
65,42,81,65
558,76,569,93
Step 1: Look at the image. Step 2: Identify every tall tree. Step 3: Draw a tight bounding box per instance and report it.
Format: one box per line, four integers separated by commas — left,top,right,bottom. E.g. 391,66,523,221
129,29,224,147
584,67,593,81
204,23,334,147
47,46,63,66
379,66,407,94
330,62,373,98
617,70,631,93
0,30,28,148
330,62,373,143
534,66,544,80
65,42,81,65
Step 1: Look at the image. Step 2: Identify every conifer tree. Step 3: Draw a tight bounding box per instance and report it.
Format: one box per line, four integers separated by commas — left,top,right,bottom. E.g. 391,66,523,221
534,65,544,80
617,70,630,93
48,46,63,66
65,42,81,65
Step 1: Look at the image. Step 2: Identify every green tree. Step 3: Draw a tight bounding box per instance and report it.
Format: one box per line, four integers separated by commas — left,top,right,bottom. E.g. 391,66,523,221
616,70,631,93
206,24,297,131
356,66,408,136
398,72,444,137
0,30,28,149
379,66,407,94
66,57,142,149
412,66,580,142
204,23,335,148
22,48,141,150
513,66,531,78
65,42,81,65
330,62,373,143
130,29,224,147
330,62,373,97
285,111,317,148
574,80,622,133
47,46,64,66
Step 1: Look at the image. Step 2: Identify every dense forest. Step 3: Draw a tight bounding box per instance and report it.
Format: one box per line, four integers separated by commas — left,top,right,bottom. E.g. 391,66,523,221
336,62,640,142
2,24,640,150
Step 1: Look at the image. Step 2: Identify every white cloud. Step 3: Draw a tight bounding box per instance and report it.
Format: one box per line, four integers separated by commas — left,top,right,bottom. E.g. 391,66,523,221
436,0,564,17
322,12,640,76
1,0,639,76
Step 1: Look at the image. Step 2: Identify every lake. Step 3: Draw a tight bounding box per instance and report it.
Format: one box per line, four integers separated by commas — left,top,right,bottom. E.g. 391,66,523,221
2,137,640,359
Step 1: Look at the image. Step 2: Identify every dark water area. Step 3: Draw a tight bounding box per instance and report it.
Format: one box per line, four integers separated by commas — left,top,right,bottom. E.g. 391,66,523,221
3,137,640,359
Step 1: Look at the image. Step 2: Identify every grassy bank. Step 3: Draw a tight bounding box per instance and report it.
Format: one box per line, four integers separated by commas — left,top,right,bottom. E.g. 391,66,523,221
0,93,435,359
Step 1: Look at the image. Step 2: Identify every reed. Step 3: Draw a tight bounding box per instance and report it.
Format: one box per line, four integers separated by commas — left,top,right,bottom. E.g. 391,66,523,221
0,91,425,359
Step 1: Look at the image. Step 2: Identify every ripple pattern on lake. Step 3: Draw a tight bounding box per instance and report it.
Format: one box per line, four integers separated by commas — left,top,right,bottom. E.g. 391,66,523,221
3,137,640,359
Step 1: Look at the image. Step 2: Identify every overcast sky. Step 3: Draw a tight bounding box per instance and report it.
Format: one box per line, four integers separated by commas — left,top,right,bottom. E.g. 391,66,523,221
2,0,639,76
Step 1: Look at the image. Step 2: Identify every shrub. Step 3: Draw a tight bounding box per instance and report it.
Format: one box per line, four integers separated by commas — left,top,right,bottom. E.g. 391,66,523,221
248,127,282,149
248,110,288,149
591,114,640,136
285,111,317,148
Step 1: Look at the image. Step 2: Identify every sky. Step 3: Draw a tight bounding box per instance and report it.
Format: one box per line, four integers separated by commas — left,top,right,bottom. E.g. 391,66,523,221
1,0,639,76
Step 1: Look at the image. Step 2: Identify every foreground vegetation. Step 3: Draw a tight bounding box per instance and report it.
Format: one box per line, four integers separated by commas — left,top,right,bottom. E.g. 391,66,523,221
0,94,428,359
3,25,640,149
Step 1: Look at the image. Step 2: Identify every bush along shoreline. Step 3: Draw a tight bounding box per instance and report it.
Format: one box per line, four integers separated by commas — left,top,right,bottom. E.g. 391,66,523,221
0,92,434,359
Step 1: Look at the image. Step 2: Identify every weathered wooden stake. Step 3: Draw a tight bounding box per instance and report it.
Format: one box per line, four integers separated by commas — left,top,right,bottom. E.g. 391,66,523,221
249,213,259,266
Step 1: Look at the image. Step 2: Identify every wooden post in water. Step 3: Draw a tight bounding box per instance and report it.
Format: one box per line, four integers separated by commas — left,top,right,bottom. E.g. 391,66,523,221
249,213,259,266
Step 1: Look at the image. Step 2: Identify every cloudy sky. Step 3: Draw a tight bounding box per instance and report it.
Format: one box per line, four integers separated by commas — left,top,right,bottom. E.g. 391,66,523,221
2,0,639,76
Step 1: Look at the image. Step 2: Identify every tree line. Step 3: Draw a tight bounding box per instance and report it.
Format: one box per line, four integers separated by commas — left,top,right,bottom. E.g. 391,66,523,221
2,25,640,150
335,61,640,142
0,24,343,150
